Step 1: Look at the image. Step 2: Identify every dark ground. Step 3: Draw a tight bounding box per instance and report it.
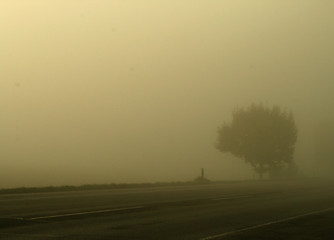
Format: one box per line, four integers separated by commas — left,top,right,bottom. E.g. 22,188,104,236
1,180,334,239
220,211,334,240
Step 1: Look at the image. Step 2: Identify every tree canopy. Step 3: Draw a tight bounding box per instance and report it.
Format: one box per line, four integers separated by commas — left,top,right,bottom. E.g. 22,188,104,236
216,104,297,179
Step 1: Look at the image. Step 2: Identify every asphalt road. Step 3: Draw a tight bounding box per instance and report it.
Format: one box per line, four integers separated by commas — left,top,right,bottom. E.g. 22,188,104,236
1,180,334,239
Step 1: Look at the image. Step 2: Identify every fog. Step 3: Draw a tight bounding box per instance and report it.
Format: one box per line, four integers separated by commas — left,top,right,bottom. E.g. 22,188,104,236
1,1,333,188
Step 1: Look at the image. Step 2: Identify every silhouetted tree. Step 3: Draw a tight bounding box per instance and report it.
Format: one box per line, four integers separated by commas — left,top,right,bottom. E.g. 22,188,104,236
216,104,297,179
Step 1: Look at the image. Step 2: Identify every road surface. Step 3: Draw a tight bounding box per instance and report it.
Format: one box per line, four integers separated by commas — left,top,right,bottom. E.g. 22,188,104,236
1,180,334,239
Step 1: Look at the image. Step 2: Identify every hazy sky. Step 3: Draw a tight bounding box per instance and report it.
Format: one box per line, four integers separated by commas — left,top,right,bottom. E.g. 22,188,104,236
1,1,334,188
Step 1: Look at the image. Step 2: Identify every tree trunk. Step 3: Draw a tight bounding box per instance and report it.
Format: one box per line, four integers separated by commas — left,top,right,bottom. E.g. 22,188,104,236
258,164,264,180
259,171,263,180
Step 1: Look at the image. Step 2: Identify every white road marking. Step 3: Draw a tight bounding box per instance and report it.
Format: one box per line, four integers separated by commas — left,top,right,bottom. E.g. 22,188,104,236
200,206,334,240
213,194,255,201
0,232,58,238
30,206,143,220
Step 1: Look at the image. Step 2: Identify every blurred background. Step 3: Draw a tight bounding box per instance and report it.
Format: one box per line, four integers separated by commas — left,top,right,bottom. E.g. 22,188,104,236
1,1,333,188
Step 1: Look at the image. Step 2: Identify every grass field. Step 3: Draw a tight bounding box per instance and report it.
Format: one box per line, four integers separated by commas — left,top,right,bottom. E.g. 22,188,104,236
0,180,217,194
